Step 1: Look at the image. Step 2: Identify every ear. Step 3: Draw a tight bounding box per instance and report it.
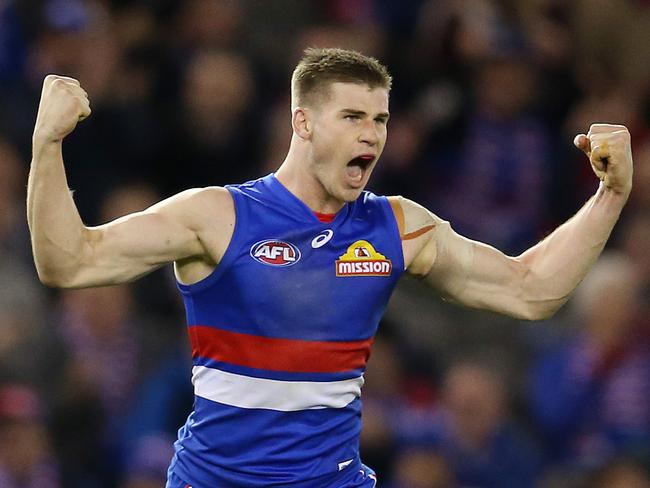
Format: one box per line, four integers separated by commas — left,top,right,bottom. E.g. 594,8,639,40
292,107,312,140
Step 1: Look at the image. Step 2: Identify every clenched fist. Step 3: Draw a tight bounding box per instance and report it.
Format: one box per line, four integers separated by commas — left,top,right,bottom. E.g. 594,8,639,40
574,124,633,196
33,75,91,144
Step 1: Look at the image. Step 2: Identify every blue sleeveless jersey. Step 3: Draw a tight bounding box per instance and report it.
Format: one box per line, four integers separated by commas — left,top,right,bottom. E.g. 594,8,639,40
169,174,404,487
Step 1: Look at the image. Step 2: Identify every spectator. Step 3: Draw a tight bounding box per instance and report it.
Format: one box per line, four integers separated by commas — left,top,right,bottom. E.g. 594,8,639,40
119,434,176,488
361,334,410,481
619,212,650,320
431,55,551,254
399,360,541,487
49,283,168,485
582,457,650,488
0,384,60,488
160,49,260,193
530,253,650,472
388,446,456,488
0,138,52,387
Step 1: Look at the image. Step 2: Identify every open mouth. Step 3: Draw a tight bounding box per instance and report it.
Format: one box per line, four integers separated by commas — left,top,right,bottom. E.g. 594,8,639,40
345,155,375,185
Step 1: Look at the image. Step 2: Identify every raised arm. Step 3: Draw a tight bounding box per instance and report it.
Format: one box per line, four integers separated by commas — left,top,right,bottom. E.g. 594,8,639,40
27,75,233,288
392,124,633,320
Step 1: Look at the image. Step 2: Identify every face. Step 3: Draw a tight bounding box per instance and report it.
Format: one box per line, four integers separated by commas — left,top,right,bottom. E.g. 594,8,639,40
302,82,389,203
444,365,505,447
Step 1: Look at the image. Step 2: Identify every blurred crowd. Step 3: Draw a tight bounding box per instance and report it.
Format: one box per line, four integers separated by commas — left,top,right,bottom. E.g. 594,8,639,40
0,0,649,486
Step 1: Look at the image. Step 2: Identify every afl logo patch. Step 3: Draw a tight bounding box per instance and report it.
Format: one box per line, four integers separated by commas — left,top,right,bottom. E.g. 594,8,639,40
250,239,301,267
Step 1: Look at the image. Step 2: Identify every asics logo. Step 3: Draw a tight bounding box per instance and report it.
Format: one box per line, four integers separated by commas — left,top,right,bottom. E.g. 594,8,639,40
311,230,334,248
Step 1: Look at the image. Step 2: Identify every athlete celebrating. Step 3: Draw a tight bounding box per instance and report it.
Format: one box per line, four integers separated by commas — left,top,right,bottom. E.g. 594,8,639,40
27,48,633,487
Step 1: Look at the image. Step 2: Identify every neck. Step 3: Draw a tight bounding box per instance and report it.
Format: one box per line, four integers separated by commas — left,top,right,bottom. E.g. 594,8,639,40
275,137,346,214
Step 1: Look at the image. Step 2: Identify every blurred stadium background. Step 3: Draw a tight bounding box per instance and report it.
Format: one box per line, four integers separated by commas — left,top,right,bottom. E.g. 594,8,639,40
0,0,649,486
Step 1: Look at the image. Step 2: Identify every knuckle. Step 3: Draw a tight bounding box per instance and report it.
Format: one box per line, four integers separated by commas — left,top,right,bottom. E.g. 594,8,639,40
51,77,81,92
608,133,628,145
58,75,79,83
615,129,631,141
589,134,604,143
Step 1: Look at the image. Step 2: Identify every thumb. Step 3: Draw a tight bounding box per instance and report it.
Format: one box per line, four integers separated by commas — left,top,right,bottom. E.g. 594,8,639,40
79,101,92,121
573,133,591,156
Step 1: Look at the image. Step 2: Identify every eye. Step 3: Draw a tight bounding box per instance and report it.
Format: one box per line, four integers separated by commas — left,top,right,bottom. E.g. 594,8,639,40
344,114,360,121
375,117,388,125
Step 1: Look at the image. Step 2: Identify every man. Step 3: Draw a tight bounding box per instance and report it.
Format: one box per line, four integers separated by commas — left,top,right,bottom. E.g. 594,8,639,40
27,48,633,487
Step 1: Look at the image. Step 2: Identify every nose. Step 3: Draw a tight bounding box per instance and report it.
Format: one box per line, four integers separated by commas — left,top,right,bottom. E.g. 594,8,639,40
359,120,379,146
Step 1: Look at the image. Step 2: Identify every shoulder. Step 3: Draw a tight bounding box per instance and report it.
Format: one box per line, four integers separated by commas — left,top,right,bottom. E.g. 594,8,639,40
166,187,237,266
148,186,235,231
386,196,452,276
149,186,231,207
192,186,235,209
386,196,443,237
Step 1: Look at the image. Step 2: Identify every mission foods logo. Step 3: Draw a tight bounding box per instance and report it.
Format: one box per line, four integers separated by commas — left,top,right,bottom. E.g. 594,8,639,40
336,240,392,277
250,239,301,267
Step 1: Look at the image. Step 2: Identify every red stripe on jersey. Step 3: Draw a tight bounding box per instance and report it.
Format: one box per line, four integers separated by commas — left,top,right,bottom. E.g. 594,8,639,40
188,325,373,373
314,211,336,223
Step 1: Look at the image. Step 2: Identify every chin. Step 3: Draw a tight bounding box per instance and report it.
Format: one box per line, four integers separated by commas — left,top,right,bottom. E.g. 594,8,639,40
340,187,364,202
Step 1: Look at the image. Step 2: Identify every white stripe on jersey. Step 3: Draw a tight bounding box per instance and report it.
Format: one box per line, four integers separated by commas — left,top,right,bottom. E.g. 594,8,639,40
192,366,363,411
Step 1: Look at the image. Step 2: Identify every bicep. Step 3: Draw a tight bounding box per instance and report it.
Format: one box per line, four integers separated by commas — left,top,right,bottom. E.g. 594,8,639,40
391,196,533,319
69,189,219,287
422,219,532,319
89,211,201,274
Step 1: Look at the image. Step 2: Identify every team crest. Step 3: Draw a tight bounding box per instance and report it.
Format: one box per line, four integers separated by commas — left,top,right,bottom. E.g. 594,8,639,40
336,240,392,277
250,239,301,267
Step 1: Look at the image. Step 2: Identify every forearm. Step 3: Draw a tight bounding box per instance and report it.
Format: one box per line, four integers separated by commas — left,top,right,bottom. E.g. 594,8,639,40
420,125,633,320
519,182,628,318
27,136,88,286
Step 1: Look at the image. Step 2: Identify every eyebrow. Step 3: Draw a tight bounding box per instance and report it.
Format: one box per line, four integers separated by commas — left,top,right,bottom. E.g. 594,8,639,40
340,108,390,119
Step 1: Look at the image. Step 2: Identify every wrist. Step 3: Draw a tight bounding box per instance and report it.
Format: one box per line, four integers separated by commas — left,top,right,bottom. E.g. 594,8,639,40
599,180,631,202
32,133,64,162
32,130,62,151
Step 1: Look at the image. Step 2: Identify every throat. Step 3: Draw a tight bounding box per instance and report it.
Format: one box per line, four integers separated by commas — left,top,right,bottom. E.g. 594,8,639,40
274,162,348,213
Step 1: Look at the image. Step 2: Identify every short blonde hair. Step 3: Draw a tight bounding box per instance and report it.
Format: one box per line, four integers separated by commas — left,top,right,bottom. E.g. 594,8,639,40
291,47,392,108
